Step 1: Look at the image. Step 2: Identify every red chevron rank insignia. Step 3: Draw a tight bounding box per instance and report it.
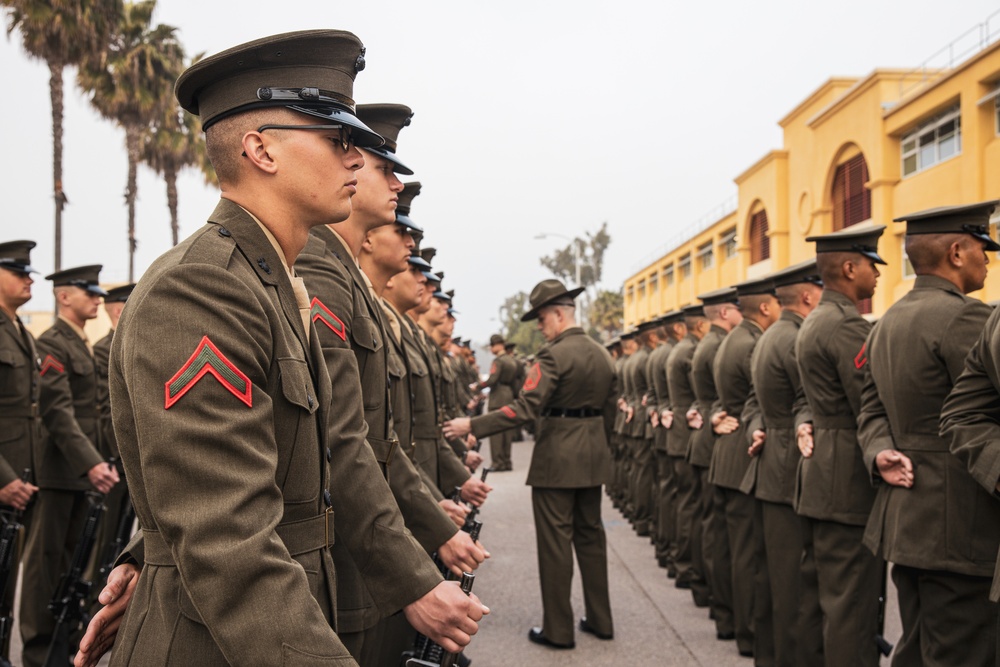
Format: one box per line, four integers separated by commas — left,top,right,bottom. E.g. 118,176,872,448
523,362,542,391
39,355,64,377
854,342,868,369
165,336,252,409
500,406,517,418
310,297,347,341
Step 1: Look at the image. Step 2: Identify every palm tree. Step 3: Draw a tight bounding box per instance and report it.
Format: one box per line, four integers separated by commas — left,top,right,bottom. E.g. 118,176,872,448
78,0,181,280
2,0,121,271
141,58,208,246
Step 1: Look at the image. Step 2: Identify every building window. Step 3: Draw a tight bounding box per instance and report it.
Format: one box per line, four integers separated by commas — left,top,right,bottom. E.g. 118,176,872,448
832,153,871,230
901,105,961,177
663,265,675,286
749,210,770,263
678,254,692,280
638,280,646,300
720,228,738,260
697,241,714,271
649,273,658,297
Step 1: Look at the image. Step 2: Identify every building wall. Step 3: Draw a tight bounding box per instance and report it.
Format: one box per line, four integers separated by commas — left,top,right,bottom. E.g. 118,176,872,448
623,39,1000,326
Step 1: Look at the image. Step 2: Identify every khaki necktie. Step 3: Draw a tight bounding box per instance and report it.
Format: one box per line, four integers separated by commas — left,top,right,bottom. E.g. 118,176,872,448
292,274,312,345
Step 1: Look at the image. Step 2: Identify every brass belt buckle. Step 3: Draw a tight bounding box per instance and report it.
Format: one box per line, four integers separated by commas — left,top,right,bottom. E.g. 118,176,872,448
385,439,399,468
324,507,334,548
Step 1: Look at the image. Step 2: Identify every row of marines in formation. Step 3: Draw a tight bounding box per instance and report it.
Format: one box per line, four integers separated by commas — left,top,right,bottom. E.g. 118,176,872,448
607,199,1000,667
0,34,554,667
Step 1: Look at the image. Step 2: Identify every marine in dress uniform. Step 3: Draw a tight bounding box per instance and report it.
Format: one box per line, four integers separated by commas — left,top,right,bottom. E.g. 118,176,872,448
862,202,1000,667
20,264,117,667
794,222,886,667
739,260,825,667
688,290,742,643
477,334,520,471
294,102,481,664
612,333,635,515
0,240,41,657
626,323,654,537
445,279,617,649
93,32,483,667
647,313,680,571
708,276,780,661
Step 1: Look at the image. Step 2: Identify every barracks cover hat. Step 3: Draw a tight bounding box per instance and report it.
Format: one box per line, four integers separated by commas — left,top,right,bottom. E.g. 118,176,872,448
893,200,1000,251
46,265,107,297
175,30,383,148
521,279,585,321
806,222,887,265
489,334,505,346
103,283,136,303
658,309,685,325
420,247,437,265
772,259,822,288
0,240,38,275
697,286,739,306
357,104,414,175
619,326,639,341
682,304,706,318
395,182,422,233
734,275,776,298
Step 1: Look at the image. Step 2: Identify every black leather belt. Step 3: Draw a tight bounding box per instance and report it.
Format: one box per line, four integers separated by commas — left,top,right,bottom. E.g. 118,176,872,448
542,407,601,418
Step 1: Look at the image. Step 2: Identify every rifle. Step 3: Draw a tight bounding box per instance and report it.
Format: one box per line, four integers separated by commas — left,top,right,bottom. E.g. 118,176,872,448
96,495,136,589
449,468,489,533
0,469,31,667
402,572,475,667
43,491,105,667
875,561,893,657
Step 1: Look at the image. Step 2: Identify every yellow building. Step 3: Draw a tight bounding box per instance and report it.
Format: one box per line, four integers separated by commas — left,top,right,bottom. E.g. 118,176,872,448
624,28,1000,326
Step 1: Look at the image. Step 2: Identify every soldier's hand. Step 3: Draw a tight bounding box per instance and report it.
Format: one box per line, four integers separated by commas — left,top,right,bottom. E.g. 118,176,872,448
466,397,478,413
617,397,627,412
87,462,120,494
641,395,648,407
460,476,492,507
74,562,140,667
439,499,470,527
624,406,634,423
465,450,484,472
437,531,489,576
442,417,472,440
875,449,914,488
661,410,674,429
748,429,766,456
403,581,489,654
686,408,703,430
711,411,739,435
649,409,660,428
797,423,814,458
0,478,38,511
465,434,477,450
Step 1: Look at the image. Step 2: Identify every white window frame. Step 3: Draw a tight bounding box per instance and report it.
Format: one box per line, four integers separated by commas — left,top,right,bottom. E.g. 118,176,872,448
719,229,738,260
678,254,692,280
697,241,714,271
663,265,675,286
901,237,915,280
901,105,961,177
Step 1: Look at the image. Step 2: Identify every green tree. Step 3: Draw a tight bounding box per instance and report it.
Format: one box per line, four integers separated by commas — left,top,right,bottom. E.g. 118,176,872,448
77,0,182,279
2,0,121,270
539,221,611,327
590,289,624,341
142,69,207,246
497,291,546,354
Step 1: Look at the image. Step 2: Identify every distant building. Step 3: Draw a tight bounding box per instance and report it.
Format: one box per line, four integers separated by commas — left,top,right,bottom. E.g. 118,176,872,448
624,20,1000,326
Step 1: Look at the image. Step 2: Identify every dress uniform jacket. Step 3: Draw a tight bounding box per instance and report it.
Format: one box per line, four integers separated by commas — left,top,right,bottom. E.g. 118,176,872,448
612,354,628,442
941,306,1000,599
0,310,39,487
484,353,519,410
93,330,117,460
402,316,469,496
470,327,616,488
689,325,726,468
860,275,999,575
108,200,435,665
648,340,674,453
665,335,698,458
794,289,875,525
296,226,445,635
709,320,762,490
35,317,104,489
627,347,652,440
740,310,806,504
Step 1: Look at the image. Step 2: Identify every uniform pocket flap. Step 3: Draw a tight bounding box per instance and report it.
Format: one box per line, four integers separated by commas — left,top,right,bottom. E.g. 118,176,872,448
278,357,318,414
350,317,381,353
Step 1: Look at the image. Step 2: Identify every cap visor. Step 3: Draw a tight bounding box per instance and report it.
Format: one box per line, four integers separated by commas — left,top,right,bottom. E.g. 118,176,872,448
366,146,414,176
395,212,423,233
288,105,385,149
974,233,1000,252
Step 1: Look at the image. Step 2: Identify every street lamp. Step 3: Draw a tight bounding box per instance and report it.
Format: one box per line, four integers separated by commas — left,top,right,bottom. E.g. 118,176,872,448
534,232,585,326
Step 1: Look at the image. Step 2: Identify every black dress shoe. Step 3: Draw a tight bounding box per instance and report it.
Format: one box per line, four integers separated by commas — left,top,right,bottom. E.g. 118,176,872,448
528,627,575,649
717,630,735,641
738,648,754,658
675,578,692,590
578,618,613,640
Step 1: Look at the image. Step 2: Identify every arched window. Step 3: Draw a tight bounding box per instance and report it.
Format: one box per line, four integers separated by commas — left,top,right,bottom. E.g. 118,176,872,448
832,153,870,230
749,209,770,264
832,152,873,312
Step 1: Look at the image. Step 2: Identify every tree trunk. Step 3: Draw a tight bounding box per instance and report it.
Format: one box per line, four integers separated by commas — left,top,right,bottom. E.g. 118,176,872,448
165,164,179,246
49,59,65,272
125,124,141,282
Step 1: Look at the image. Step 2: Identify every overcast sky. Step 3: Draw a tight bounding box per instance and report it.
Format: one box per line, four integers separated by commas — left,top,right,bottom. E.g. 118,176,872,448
2,0,998,344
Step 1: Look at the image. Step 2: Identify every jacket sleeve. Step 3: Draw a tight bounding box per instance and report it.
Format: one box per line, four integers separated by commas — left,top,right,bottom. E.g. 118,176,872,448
856,333,893,479
470,348,557,439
